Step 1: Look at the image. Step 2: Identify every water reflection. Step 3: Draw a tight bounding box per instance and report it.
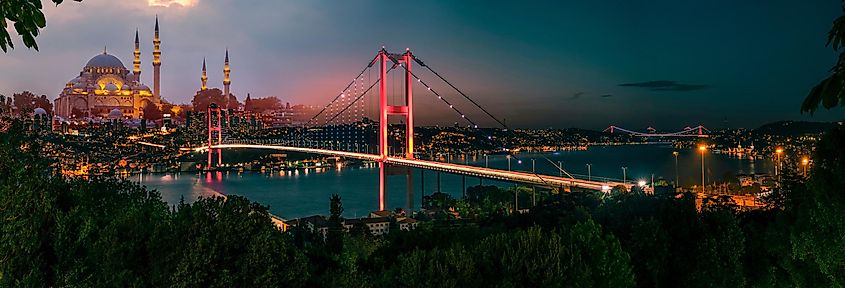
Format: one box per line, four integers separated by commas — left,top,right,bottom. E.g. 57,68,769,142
136,145,773,219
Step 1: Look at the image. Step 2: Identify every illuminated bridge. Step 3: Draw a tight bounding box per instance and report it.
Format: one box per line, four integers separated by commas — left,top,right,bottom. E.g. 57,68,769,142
189,143,630,192
145,48,635,211
603,125,710,137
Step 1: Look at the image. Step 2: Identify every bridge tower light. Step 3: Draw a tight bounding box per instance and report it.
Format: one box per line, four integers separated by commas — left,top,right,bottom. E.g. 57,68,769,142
698,144,707,193
207,103,223,168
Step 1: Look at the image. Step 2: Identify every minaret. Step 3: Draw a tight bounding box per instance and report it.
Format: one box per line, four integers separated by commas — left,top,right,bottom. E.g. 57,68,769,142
133,29,141,82
223,49,231,109
152,16,162,102
200,58,208,91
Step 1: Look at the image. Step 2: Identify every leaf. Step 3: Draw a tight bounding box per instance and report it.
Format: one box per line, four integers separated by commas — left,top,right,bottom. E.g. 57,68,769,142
34,11,46,28
802,80,825,115
821,74,843,109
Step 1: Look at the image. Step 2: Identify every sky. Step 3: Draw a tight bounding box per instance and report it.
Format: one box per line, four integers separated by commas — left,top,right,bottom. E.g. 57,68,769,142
1,0,843,130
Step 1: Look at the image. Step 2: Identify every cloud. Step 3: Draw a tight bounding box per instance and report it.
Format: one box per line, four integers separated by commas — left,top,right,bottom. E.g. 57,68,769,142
619,80,709,92
148,0,197,7
565,91,585,100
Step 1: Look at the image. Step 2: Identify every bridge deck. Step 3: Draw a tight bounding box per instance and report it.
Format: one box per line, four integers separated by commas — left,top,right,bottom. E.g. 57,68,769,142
190,144,631,191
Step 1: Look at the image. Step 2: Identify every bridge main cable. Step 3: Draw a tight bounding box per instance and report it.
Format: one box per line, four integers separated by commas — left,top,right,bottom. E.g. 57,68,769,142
392,57,565,187
392,60,478,127
414,57,508,129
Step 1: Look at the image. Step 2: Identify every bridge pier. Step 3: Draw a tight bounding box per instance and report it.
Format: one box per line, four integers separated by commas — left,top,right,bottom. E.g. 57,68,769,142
379,162,385,211
462,175,466,198
406,169,414,212
420,169,425,208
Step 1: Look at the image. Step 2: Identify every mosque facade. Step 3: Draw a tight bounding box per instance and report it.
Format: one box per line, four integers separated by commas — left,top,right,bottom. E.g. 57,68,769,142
54,18,163,119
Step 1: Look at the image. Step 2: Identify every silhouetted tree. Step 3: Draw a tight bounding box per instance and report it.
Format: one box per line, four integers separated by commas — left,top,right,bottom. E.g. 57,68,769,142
327,194,344,254
792,126,845,285
192,88,241,112
803,2,845,114
142,103,162,121
12,91,36,115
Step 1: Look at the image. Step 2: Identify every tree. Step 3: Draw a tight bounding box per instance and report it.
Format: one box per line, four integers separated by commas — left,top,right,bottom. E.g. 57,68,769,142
191,88,241,111
471,223,635,287
803,2,845,114
251,96,282,112
627,218,670,288
327,194,344,254
12,91,36,115
142,103,162,121
683,208,747,288
0,94,9,114
1,0,82,52
793,126,845,285
34,94,51,113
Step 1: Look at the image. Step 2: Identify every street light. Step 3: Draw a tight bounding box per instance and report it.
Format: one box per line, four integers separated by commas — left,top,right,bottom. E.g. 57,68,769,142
672,151,680,186
699,144,707,194
621,166,628,183
485,154,489,168
586,164,592,181
558,161,563,177
802,157,809,177
775,147,784,177
532,159,536,206
507,155,512,171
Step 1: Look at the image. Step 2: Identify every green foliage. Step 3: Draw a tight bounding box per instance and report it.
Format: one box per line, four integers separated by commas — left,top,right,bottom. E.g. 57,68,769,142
0,126,308,287
793,126,845,285
4,118,845,287
0,0,82,52
385,245,478,287
327,194,344,254
627,218,670,288
685,208,747,288
803,2,845,114
381,223,634,288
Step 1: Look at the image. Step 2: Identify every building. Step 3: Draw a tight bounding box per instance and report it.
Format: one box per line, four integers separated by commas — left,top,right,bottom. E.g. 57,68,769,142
397,217,418,231
54,18,163,119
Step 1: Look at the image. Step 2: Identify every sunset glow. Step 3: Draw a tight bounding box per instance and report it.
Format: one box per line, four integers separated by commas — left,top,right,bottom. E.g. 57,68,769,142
148,0,196,7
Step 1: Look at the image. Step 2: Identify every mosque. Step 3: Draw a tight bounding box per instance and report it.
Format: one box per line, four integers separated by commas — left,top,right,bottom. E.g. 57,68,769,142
54,18,163,119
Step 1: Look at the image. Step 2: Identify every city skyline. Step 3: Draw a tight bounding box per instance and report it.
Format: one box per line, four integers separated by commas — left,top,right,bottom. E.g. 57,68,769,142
1,0,843,129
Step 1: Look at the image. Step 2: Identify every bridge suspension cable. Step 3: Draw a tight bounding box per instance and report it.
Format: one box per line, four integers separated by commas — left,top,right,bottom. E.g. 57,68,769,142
322,67,388,125
413,57,508,129
393,53,566,187
393,61,478,128
305,54,380,127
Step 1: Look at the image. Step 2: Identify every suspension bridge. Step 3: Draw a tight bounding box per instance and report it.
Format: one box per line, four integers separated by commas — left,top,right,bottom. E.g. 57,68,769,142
603,125,710,137
147,48,635,211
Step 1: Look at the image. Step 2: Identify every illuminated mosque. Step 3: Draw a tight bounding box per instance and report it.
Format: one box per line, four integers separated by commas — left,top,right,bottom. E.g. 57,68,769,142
54,18,163,119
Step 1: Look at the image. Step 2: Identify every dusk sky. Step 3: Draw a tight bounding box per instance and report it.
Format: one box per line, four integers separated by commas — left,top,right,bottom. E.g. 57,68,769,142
1,0,843,129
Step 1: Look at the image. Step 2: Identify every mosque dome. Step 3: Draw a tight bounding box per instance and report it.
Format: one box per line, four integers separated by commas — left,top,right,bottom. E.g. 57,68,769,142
33,108,47,116
108,108,123,119
105,83,119,91
85,52,125,69
73,82,86,89
121,84,130,90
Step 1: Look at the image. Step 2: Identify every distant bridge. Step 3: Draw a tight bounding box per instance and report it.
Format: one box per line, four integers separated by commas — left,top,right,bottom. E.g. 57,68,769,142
604,125,710,137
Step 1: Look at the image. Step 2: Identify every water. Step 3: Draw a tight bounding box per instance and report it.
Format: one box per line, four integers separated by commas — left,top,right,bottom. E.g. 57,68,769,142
136,144,773,219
